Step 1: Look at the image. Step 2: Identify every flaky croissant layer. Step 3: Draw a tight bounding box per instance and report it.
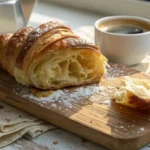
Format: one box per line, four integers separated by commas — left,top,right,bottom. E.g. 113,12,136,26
0,21,107,90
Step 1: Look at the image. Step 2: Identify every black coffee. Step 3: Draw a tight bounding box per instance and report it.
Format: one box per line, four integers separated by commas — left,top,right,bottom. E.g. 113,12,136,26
106,25,146,34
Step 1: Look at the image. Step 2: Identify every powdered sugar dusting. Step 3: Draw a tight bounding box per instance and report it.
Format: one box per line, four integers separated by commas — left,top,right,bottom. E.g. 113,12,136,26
102,100,111,106
14,84,106,109
105,62,138,78
139,127,145,132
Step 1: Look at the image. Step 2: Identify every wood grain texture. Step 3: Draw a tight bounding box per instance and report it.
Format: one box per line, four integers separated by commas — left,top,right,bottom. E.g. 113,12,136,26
0,62,150,150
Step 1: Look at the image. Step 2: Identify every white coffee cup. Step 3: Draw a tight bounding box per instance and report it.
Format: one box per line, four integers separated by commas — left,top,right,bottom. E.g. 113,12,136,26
95,16,150,66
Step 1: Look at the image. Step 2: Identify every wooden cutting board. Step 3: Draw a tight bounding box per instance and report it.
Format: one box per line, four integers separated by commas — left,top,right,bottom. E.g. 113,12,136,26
0,62,150,150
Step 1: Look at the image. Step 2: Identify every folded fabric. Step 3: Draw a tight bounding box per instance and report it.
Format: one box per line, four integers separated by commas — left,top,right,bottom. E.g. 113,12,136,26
24,123,52,139
0,101,56,148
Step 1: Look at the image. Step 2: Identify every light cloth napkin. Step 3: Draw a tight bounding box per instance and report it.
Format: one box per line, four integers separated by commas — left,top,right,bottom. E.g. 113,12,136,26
0,101,55,147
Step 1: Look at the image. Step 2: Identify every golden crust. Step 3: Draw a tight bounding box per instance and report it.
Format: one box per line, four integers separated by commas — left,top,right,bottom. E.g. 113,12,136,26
47,37,99,51
5,27,33,75
32,37,100,61
0,33,13,69
128,92,150,110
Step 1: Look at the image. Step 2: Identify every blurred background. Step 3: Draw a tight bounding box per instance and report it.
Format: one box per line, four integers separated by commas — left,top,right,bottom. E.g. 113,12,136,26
29,0,150,27
0,0,150,33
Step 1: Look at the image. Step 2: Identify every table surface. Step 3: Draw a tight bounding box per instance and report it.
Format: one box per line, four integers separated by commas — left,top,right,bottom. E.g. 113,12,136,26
2,0,150,149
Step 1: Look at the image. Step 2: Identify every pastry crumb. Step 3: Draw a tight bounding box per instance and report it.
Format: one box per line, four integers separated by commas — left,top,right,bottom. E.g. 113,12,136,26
53,140,58,145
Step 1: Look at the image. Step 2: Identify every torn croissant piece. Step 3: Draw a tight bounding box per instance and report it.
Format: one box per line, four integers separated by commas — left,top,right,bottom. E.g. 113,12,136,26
0,21,107,90
31,88,55,98
113,76,150,110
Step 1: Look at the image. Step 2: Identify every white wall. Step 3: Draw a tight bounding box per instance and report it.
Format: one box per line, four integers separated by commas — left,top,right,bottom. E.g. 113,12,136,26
45,0,150,19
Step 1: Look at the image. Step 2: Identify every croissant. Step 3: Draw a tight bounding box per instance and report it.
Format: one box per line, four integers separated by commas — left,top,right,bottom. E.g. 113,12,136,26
0,21,107,90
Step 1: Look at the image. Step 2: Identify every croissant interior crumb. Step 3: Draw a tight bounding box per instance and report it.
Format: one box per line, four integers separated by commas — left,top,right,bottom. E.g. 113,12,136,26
30,50,104,89
14,49,106,90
